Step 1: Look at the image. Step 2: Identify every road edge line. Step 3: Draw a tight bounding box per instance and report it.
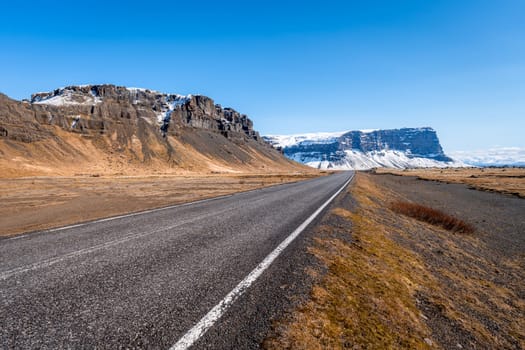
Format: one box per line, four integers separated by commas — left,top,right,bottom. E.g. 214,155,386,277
169,172,354,350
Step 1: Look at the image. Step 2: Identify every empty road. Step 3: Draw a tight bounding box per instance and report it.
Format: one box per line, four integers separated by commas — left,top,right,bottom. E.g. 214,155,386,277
0,171,353,349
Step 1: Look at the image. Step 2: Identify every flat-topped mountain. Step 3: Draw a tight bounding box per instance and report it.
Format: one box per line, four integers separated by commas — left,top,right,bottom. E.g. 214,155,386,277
0,85,306,177
265,128,462,170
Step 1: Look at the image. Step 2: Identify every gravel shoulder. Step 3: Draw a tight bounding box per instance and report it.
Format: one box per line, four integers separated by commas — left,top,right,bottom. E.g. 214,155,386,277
372,173,525,257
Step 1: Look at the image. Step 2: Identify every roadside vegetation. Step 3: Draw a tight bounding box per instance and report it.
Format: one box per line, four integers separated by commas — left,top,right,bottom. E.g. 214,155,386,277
265,173,524,349
390,201,474,233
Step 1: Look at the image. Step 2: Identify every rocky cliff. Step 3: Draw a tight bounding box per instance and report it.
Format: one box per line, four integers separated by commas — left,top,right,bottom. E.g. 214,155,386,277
0,85,304,177
264,128,462,170
27,85,262,141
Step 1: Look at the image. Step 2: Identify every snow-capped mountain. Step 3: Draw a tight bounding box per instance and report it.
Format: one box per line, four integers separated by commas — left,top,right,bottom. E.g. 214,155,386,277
264,127,464,170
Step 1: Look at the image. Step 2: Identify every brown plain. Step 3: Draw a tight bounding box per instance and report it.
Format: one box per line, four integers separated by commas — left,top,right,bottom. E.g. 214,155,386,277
374,167,525,198
0,173,320,237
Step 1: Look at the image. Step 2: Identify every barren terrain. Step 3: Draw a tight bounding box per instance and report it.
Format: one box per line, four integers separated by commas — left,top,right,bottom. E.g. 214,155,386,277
374,167,525,198
0,173,320,237
0,127,307,179
0,89,310,179
266,172,524,349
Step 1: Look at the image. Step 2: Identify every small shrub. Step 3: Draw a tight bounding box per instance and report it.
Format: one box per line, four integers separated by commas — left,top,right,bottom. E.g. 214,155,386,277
390,201,474,233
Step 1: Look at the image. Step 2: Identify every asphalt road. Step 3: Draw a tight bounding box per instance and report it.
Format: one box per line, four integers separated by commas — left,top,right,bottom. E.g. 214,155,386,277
0,171,353,349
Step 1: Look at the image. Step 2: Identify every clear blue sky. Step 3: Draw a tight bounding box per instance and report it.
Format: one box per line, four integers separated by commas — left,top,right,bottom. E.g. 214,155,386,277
1,0,523,152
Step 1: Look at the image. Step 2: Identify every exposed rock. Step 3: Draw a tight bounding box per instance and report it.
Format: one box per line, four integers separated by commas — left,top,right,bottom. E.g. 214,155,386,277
28,85,263,143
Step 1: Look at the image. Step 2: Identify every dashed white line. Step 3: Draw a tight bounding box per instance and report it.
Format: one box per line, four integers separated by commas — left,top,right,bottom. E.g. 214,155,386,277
169,172,354,350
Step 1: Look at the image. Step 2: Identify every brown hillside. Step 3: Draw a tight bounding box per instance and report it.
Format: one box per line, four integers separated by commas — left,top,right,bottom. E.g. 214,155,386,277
0,86,309,177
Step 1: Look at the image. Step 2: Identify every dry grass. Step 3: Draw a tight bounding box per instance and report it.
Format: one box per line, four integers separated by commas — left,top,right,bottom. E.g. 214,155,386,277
0,173,319,236
391,201,474,233
375,167,525,198
265,174,435,349
265,173,525,349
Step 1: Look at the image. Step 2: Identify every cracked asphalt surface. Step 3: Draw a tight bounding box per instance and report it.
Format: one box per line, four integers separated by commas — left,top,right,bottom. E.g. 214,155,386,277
0,171,353,349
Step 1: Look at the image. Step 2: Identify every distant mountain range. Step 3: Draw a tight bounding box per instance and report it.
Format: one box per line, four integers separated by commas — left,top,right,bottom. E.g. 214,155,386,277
264,128,465,170
3,85,522,175
0,85,305,177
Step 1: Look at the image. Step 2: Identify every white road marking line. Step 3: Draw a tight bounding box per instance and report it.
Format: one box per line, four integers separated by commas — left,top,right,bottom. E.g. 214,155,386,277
170,172,354,350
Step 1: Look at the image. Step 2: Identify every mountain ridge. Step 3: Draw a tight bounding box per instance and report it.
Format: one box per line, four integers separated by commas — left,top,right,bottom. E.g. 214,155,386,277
0,85,307,177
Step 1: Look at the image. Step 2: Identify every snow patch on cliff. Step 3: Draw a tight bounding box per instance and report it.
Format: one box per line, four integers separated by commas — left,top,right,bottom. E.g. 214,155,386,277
264,131,347,148
157,94,191,135
303,150,464,170
32,88,102,106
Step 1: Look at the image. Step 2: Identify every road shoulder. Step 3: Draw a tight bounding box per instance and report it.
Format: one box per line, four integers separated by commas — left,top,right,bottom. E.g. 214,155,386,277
265,172,524,349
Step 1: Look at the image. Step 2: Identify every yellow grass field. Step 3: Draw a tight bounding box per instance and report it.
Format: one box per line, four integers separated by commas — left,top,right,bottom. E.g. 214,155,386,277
0,173,320,237
374,167,525,198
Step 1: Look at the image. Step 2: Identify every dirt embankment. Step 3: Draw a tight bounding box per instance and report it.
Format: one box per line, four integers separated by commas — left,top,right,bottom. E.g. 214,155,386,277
0,173,321,237
265,173,524,349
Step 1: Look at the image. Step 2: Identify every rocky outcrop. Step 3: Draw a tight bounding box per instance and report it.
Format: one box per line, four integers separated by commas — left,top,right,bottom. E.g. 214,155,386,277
27,85,262,142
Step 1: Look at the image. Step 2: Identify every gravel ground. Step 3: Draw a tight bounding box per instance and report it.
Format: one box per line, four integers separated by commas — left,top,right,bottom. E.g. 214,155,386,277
371,173,525,257
371,173,525,349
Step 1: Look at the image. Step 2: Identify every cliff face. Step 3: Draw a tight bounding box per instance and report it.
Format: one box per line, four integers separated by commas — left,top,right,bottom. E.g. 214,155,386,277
26,85,262,142
339,128,450,160
0,85,303,177
264,128,459,170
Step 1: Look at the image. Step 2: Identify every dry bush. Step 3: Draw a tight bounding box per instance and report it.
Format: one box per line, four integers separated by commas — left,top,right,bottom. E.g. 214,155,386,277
391,201,474,233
